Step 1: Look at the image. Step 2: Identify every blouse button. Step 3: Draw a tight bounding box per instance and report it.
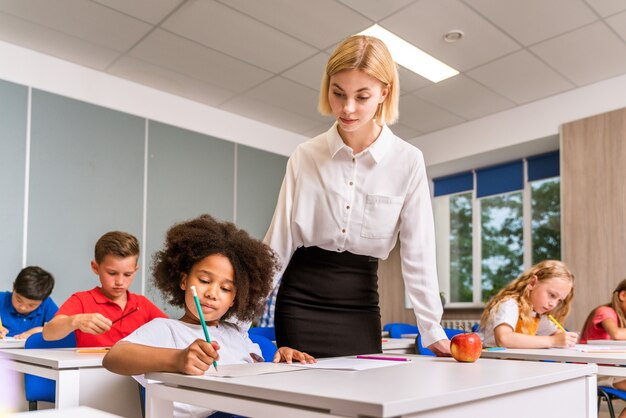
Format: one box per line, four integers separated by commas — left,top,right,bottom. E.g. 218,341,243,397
349,181,354,186
341,228,346,233
346,205,350,210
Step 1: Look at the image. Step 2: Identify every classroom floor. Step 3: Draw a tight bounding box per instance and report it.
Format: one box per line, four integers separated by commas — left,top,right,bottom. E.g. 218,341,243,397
600,399,626,418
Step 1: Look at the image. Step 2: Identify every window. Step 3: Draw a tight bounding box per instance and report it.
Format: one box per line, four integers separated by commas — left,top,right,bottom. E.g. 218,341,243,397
480,191,523,303
531,177,561,263
433,152,560,307
449,192,472,303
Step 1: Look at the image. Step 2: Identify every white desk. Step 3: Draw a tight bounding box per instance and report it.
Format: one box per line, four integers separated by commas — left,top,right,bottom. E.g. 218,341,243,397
481,347,626,377
145,355,597,418
381,338,415,354
0,348,141,418
9,406,124,417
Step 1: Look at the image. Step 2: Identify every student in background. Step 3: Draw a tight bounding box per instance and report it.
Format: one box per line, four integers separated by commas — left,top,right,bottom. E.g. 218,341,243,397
261,34,448,358
580,279,626,409
0,266,57,339
479,260,578,348
581,279,626,343
43,231,166,346
104,215,314,418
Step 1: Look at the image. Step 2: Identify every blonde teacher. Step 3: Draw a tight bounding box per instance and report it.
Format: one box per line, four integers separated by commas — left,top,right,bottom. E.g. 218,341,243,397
263,34,450,358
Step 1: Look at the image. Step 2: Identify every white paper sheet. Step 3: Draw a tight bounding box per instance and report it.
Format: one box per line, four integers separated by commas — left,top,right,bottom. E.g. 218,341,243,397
587,340,626,346
0,337,26,348
203,357,409,378
289,357,410,371
205,362,306,378
571,344,626,353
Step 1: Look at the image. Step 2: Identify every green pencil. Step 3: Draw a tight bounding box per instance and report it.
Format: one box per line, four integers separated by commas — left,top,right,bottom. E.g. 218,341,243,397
190,286,218,371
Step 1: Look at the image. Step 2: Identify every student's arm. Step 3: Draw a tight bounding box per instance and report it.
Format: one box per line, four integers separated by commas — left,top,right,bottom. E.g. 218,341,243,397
494,323,577,348
600,318,626,340
42,313,112,341
13,326,43,340
103,339,220,376
0,325,7,338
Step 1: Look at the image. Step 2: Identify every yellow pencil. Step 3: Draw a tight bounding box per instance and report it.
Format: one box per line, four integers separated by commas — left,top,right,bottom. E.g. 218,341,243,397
76,348,110,354
548,314,567,333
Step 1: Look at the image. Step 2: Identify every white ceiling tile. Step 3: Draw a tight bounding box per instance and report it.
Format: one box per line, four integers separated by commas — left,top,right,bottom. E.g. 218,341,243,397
531,22,626,86
467,50,574,104
0,12,119,70
0,0,152,51
337,0,416,21
585,0,626,17
128,30,273,93
399,94,465,133
380,0,519,71
606,10,626,41
244,77,328,123
398,66,432,93
282,52,329,91
162,0,317,73
414,75,514,120
218,0,371,49
466,0,598,46
92,0,183,24
108,56,237,107
3,0,626,140
219,95,326,134
389,123,422,141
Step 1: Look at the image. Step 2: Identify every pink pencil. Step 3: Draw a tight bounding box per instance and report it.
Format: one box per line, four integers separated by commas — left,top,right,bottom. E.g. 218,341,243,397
356,355,411,362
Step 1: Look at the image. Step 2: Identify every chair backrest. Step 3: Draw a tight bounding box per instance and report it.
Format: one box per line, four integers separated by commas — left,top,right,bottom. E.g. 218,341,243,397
248,333,277,362
382,322,411,332
248,326,276,341
388,324,419,339
25,331,76,349
416,328,464,356
24,332,77,404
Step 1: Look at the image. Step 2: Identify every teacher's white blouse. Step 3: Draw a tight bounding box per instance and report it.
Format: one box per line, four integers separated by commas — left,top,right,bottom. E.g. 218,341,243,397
264,123,446,347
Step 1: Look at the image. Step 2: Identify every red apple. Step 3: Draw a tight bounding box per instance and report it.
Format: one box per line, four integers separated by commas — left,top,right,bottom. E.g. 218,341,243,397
450,332,483,363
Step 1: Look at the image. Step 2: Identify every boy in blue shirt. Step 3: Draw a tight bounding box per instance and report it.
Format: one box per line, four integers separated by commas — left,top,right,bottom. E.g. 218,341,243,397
0,266,58,339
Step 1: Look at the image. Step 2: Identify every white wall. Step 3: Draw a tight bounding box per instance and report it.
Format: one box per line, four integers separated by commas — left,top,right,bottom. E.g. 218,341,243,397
0,40,306,157
412,72,626,178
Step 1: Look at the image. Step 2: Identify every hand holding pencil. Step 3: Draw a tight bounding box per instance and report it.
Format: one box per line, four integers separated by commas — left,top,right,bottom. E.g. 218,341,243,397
548,314,578,347
0,316,7,339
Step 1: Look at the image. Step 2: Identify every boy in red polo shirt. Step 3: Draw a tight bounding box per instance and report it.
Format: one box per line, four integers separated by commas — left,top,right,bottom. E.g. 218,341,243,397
43,231,166,347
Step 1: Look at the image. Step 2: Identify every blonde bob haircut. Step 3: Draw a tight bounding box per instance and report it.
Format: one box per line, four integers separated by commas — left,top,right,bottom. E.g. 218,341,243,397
319,35,399,126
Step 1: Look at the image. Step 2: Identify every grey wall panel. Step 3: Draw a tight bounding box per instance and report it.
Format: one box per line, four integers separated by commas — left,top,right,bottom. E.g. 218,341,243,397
236,144,287,240
28,90,145,304
145,121,234,316
0,80,27,291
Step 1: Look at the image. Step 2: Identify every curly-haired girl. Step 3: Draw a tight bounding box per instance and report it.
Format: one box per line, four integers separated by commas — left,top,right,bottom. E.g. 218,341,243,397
478,260,577,348
104,215,314,417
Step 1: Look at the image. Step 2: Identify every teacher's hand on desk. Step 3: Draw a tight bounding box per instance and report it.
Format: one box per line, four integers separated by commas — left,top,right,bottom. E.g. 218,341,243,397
428,339,452,356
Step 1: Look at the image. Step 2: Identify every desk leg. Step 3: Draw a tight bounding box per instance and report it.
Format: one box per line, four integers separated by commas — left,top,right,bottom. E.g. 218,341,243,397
586,374,598,418
146,383,173,418
55,369,80,408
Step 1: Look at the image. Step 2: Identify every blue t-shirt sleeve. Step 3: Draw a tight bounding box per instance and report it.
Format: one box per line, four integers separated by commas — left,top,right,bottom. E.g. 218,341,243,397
42,298,59,323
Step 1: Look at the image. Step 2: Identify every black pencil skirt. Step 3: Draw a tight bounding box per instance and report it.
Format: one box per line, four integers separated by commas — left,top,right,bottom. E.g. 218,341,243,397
274,246,381,358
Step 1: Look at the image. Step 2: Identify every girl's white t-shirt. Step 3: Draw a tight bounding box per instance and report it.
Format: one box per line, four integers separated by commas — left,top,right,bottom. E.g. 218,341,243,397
122,318,262,418
479,298,557,347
